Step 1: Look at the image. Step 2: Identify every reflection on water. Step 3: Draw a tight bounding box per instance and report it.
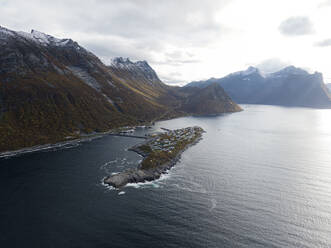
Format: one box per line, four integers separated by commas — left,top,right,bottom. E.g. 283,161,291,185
1,105,331,248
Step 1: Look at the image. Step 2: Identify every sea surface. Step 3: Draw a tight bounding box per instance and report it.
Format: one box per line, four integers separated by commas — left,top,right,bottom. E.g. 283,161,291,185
1,105,331,248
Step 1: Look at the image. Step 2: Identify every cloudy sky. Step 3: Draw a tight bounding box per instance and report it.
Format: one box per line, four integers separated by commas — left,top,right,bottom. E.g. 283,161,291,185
1,0,331,85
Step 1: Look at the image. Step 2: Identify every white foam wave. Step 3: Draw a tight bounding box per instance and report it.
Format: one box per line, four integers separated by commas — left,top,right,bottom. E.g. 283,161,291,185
125,181,160,189
125,171,172,189
100,179,116,191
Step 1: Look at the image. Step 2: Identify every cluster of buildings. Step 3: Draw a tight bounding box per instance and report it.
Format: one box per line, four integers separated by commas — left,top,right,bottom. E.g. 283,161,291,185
149,127,202,153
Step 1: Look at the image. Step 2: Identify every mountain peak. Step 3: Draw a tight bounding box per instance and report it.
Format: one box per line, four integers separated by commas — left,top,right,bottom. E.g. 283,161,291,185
109,57,161,85
267,66,309,78
30,29,57,45
0,26,15,38
230,66,261,77
280,66,308,74
1,26,75,48
111,57,153,70
243,66,260,75
135,60,149,67
28,29,74,47
111,57,133,66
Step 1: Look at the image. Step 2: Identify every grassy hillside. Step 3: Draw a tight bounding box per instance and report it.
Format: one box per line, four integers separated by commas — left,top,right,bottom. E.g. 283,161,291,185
0,27,241,152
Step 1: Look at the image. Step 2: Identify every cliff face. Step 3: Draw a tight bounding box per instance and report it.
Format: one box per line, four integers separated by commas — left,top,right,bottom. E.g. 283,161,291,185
179,83,242,115
0,26,241,152
0,26,165,152
187,66,331,108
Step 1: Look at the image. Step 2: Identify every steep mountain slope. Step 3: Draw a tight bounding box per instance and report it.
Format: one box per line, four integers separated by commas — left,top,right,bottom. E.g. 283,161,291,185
179,83,242,115
187,66,331,108
106,57,242,115
0,26,241,152
0,26,164,151
107,57,176,106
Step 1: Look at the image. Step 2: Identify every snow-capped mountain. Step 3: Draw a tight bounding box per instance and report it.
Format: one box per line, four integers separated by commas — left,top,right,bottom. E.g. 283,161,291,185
1,26,79,48
109,57,162,86
186,66,331,108
230,66,262,77
188,66,264,88
266,66,309,78
0,26,240,152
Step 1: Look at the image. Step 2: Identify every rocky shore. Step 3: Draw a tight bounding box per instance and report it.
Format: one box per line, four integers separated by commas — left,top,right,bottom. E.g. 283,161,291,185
103,126,204,188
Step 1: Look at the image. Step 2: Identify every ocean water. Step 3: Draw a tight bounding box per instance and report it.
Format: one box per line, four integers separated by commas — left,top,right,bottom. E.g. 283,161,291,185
1,105,331,247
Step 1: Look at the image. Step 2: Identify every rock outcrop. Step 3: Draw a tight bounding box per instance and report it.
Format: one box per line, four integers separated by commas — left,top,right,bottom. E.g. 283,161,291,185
104,127,204,188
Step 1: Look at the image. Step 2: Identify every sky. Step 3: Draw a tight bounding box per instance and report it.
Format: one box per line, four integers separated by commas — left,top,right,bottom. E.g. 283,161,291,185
1,0,331,85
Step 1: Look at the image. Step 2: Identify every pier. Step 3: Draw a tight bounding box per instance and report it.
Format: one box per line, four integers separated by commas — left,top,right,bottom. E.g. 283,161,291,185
108,133,147,139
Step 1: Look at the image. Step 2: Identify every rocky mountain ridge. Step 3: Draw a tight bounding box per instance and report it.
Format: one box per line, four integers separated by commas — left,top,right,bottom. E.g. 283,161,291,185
187,66,331,108
0,26,241,152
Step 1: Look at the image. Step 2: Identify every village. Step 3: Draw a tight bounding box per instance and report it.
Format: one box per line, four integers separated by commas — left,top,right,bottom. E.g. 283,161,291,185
104,126,205,188
148,127,204,154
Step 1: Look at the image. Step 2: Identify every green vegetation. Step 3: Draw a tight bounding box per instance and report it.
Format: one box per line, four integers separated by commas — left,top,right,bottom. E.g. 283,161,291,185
0,29,240,153
0,72,137,152
139,127,204,170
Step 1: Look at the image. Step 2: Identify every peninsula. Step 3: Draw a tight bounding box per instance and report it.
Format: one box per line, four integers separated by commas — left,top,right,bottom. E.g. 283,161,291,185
0,26,240,154
104,126,204,188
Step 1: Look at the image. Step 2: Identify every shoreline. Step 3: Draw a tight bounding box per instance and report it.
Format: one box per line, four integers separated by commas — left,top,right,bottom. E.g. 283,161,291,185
0,126,149,159
103,127,204,188
0,132,109,159
0,110,240,159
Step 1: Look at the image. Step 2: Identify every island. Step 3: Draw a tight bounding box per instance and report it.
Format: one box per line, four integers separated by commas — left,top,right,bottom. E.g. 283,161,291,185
103,126,205,188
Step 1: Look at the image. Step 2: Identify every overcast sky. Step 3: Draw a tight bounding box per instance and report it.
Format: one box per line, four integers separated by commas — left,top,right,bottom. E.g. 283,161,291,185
1,0,331,85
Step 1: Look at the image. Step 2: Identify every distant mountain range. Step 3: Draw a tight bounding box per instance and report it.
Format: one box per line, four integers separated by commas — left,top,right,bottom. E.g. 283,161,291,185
0,26,241,152
187,66,331,109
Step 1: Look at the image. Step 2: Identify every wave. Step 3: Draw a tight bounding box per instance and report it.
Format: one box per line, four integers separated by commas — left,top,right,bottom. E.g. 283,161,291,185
125,168,173,189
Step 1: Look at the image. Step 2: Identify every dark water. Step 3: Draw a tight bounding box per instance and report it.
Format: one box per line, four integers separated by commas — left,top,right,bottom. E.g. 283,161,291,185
1,105,331,248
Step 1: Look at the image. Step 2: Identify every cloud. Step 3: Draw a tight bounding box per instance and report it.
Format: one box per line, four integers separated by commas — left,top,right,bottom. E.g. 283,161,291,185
255,58,290,74
1,0,331,85
156,51,201,65
0,0,228,55
79,34,161,64
158,74,185,86
315,39,331,47
278,16,314,36
318,0,331,7
0,0,231,83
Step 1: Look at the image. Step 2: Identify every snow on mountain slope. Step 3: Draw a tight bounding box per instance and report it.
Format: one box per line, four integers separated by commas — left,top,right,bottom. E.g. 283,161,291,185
1,26,74,47
230,66,261,77
266,66,309,78
110,57,163,86
186,66,331,108
0,26,241,152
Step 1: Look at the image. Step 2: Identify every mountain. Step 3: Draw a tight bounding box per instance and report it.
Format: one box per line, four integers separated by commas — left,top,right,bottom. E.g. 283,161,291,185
179,83,241,115
186,66,331,108
0,26,241,152
327,83,331,93
107,57,173,106
109,57,163,86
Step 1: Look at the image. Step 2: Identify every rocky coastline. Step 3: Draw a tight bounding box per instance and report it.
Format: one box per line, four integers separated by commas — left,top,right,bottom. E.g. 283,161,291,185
103,126,204,188
0,125,151,159
0,133,105,159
